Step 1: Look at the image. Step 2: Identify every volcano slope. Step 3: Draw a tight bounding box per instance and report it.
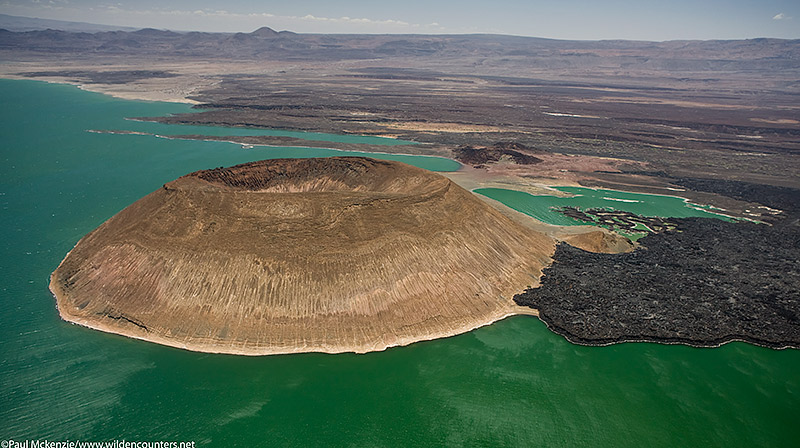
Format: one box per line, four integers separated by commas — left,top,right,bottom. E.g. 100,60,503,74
50,157,554,355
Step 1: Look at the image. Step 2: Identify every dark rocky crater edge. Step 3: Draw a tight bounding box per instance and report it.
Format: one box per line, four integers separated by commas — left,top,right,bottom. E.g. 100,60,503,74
514,181,800,349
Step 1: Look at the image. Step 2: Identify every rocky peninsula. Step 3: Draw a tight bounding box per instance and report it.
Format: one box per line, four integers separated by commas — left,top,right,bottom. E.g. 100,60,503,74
50,157,554,355
514,183,800,349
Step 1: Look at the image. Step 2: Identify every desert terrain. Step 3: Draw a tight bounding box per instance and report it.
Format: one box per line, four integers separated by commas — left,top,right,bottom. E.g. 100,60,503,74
3,26,797,348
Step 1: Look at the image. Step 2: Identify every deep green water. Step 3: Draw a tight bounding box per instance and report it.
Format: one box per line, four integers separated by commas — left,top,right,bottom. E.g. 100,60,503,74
474,186,730,227
2,79,799,447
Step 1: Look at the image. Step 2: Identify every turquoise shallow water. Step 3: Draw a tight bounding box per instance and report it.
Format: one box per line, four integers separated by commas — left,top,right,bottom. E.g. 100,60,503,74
90,98,418,146
474,186,730,227
1,79,799,447
117,116,419,146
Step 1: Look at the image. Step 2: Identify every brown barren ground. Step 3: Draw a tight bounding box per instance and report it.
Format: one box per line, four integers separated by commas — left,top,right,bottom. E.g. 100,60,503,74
50,157,553,355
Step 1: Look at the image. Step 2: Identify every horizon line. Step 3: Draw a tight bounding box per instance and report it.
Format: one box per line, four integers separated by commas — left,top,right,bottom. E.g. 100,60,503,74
2,13,799,44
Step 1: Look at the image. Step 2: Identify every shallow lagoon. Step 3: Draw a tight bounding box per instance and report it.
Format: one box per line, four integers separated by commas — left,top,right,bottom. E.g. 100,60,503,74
475,186,730,226
1,79,798,446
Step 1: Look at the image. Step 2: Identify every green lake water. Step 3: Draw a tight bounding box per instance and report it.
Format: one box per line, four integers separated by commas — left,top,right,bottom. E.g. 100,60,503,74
114,112,419,146
475,186,732,239
474,186,730,226
1,79,799,447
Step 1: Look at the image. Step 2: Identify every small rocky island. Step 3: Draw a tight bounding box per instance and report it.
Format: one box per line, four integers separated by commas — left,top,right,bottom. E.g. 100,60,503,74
51,157,555,355
556,207,678,236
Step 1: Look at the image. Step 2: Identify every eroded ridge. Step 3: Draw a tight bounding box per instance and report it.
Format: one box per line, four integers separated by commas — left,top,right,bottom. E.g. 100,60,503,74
51,157,554,355
186,157,439,194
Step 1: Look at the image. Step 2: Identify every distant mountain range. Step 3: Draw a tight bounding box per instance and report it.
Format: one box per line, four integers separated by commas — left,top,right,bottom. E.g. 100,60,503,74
0,14,138,33
1,14,798,73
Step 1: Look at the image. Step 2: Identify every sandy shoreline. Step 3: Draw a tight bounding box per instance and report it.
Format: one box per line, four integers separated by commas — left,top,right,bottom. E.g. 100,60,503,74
1,73,201,104
0,59,220,104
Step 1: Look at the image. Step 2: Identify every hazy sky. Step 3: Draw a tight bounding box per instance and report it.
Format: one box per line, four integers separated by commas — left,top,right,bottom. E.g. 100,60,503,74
1,0,798,40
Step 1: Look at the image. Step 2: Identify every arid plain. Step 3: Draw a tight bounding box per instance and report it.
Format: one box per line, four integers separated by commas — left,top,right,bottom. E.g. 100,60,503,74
3,26,798,349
